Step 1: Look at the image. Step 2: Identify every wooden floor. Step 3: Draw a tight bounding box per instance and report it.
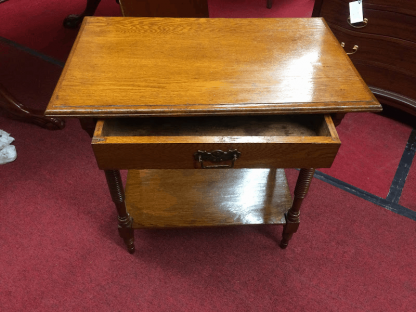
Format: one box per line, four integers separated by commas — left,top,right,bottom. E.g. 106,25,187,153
125,169,292,228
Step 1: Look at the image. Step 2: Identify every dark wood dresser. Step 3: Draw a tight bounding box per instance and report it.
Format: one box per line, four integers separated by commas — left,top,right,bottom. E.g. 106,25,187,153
312,0,416,118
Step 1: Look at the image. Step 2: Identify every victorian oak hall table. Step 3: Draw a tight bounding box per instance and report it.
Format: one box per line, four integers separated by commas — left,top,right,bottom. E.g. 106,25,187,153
45,17,382,254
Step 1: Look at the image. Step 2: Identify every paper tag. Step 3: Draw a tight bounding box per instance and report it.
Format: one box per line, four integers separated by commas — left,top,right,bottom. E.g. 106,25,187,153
349,1,364,24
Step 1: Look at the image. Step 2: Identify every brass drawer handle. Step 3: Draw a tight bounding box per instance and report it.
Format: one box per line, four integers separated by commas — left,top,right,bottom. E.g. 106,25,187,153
347,16,368,28
341,42,359,55
194,150,241,169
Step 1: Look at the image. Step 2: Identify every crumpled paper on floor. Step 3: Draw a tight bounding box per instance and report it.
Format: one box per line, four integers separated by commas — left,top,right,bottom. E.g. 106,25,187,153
0,130,17,164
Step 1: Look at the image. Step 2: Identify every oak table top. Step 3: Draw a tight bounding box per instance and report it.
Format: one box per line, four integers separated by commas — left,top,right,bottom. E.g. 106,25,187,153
45,17,382,118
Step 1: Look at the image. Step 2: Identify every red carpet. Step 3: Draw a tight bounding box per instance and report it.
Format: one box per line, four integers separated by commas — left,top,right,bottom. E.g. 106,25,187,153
400,157,416,211
320,112,413,198
1,0,415,311
0,0,121,61
0,44,62,111
0,0,314,61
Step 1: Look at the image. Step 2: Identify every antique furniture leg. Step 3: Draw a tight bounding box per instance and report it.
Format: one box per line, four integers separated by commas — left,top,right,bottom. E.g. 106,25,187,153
267,0,273,9
280,168,315,249
0,83,65,130
63,0,102,29
104,170,135,254
331,113,346,127
79,118,97,137
80,118,135,254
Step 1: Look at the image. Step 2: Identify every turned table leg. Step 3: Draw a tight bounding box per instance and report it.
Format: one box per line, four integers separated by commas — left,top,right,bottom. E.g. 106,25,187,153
0,83,65,130
104,170,135,254
279,114,343,249
63,0,102,28
280,168,315,249
79,118,135,254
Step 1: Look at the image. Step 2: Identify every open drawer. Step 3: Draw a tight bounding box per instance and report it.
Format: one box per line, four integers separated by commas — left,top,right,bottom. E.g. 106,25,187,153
92,114,341,170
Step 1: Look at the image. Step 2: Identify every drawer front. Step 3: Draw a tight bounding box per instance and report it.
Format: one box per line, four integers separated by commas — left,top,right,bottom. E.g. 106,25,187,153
92,115,341,170
353,61,416,101
93,141,340,170
329,24,416,76
327,0,416,16
364,0,416,14
321,0,416,42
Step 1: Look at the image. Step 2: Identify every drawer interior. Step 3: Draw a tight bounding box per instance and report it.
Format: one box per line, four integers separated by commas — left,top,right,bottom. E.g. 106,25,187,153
99,114,334,138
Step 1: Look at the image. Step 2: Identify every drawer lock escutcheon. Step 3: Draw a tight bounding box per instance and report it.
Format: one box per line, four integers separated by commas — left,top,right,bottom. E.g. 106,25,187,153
194,150,241,169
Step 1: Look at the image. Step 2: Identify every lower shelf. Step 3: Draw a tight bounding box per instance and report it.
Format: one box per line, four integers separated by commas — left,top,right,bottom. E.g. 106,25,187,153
125,169,292,228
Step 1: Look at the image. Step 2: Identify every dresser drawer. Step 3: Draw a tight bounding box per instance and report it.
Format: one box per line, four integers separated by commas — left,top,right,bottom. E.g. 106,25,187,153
353,61,416,101
328,0,416,16
363,0,416,14
92,115,340,170
321,0,416,42
329,24,416,76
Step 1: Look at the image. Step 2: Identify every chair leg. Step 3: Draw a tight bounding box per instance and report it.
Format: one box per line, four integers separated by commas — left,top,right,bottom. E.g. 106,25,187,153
0,83,64,130
63,0,102,29
267,0,273,9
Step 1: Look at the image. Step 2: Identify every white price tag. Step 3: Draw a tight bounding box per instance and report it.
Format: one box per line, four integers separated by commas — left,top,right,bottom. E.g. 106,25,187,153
349,1,364,24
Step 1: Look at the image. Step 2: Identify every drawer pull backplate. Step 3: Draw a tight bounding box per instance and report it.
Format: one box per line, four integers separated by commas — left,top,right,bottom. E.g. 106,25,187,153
194,150,241,169
347,17,368,28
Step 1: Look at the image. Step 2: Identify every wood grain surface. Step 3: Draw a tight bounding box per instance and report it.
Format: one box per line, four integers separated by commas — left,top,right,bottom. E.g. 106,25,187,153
45,17,381,117
320,0,416,43
329,24,416,77
313,0,415,117
336,0,416,16
124,169,292,228
92,114,341,169
314,0,416,17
